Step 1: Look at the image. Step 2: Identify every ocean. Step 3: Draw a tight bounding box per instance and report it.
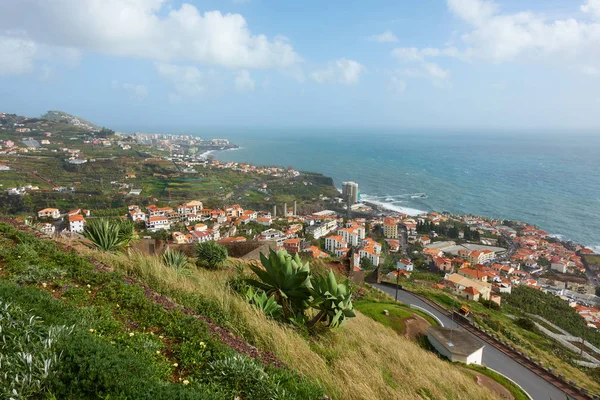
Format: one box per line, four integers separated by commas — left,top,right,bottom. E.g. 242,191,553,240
202,128,600,251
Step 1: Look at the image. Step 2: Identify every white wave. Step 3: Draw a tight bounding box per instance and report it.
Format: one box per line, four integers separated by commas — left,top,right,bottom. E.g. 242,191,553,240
361,194,426,216
548,233,565,240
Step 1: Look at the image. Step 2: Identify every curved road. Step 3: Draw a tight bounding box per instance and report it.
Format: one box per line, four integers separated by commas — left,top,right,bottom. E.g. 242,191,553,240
373,284,569,400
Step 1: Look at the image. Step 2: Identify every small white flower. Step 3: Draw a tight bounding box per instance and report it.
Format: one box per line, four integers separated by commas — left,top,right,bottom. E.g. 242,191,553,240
156,350,160,354
42,282,47,288
173,363,178,367
89,329,95,333
87,284,91,288
129,332,134,337
183,380,189,385
159,335,164,339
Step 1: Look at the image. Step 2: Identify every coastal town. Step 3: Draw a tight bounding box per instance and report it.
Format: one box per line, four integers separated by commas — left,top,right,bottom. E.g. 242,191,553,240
3,109,600,397
32,186,600,331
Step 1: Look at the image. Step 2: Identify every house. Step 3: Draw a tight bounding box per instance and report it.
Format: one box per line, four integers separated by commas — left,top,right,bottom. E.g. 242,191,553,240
69,214,86,233
325,235,347,252
172,232,189,244
38,208,60,219
387,269,411,280
257,216,272,226
432,256,454,273
551,262,567,273
427,327,484,365
335,247,350,258
129,209,147,222
457,267,490,282
463,286,480,301
0,165,10,171
283,238,301,255
177,201,203,216
217,236,247,244
383,217,399,239
467,250,495,264
40,223,55,235
146,216,170,232
303,246,328,259
424,248,443,258
396,259,414,272
358,246,380,267
257,229,286,243
445,273,492,300
339,226,365,247
419,236,432,246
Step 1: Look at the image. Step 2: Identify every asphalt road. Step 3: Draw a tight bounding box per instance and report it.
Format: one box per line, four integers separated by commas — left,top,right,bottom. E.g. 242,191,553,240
373,284,570,400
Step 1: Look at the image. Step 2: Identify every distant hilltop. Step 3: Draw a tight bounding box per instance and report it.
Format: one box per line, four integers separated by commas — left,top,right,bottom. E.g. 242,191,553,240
41,110,101,131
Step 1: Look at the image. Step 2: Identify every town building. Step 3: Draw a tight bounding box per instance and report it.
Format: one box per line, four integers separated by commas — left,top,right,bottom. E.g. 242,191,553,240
69,214,86,233
383,217,399,239
38,208,60,219
146,216,171,232
427,327,484,365
342,181,359,205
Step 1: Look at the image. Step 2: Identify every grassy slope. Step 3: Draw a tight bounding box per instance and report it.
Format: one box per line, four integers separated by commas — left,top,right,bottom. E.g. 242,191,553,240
90,250,498,400
398,280,600,393
354,301,414,335
0,221,497,399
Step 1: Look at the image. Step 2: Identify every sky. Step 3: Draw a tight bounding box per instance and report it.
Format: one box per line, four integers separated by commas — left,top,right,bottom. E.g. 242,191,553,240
2,0,600,132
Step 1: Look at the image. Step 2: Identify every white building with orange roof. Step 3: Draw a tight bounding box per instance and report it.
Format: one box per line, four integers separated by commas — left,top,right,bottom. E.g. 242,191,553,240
38,208,60,219
129,209,147,222
467,250,495,264
146,215,170,232
69,214,86,233
335,247,350,258
325,235,347,252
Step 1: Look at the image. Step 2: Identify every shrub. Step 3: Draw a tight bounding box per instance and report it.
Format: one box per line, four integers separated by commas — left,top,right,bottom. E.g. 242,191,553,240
162,248,190,270
0,300,74,399
196,241,228,269
515,317,537,332
83,218,134,251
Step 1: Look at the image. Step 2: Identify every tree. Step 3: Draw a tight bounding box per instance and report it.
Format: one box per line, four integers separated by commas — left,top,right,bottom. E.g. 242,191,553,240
196,241,228,269
83,219,134,251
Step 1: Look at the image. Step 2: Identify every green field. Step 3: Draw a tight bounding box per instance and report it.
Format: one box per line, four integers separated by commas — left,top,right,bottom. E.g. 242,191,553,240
354,301,416,335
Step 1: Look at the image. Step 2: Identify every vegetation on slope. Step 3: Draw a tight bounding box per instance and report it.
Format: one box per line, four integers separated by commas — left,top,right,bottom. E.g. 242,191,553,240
0,221,498,399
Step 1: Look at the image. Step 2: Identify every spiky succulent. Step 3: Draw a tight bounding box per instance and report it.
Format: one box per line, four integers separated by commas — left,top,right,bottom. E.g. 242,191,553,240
83,219,134,252
247,249,312,318
309,270,355,328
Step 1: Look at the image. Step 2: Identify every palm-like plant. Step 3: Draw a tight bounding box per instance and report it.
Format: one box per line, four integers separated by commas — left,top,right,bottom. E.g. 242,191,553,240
309,270,355,328
162,248,189,270
247,249,312,318
196,241,228,269
83,219,134,251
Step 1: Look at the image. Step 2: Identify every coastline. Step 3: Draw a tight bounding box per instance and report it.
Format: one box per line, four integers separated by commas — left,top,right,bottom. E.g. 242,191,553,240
213,149,599,253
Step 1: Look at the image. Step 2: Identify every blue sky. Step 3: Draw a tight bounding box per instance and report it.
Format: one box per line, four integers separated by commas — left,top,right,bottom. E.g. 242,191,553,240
1,0,600,132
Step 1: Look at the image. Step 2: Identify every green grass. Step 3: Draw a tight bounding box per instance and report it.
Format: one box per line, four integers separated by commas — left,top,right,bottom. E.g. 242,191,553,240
465,364,531,400
0,222,325,400
354,301,414,335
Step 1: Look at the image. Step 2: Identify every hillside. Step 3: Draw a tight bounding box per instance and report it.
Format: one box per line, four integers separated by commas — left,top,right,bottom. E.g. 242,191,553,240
41,110,101,130
0,219,499,400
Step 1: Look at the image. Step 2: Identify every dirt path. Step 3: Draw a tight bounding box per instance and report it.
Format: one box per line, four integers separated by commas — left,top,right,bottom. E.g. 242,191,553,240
461,367,514,400
403,315,430,340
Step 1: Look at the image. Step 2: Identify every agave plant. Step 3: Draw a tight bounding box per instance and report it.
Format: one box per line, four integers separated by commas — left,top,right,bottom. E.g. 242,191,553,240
196,241,228,269
247,249,312,318
309,270,356,328
83,219,134,251
244,287,283,319
162,248,189,270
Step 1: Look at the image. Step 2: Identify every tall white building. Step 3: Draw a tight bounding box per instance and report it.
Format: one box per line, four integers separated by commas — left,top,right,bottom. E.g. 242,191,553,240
342,181,359,205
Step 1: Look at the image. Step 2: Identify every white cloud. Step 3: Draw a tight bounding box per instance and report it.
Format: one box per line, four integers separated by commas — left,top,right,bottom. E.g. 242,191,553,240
111,80,149,100
0,0,301,71
390,75,407,94
234,69,255,92
582,65,600,75
368,30,399,43
311,59,365,85
391,0,600,81
155,62,206,98
0,36,37,75
582,0,600,19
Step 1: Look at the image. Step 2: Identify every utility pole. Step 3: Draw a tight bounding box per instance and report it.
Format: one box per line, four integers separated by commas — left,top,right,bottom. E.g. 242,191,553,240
395,265,400,301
